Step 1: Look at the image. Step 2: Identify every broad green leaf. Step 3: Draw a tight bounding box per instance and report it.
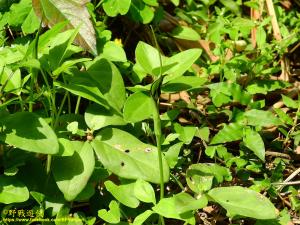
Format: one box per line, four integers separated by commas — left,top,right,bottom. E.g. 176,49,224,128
21,8,40,34
163,49,202,82
123,91,156,123
164,142,183,168
243,128,265,161
86,58,126,111
134,179,156,204
210,123,244,144
243,109,282,127
246,80,290,95
105,181,139,208
52,142,95,201
282,95,299,109
132,210,153,225
173,123,197,145
92,128,169,183
6,0,32,26
102,41,127,62
0,176,29,204
171,26,200,41
85,104,126,131
0,112,59,154
102,0,131,17
129,0,154,24
55,58,125,111
32,0,97,54
135,41,164,76
98,200,120,224
220,0,240,16
208,186,278,219
186,163,232,193
162,76,207,92
57,138,82,156
152,192,208,221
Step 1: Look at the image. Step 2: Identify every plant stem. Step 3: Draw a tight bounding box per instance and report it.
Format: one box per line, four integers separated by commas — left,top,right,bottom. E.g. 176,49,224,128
75,96,81,114
153,107,165,200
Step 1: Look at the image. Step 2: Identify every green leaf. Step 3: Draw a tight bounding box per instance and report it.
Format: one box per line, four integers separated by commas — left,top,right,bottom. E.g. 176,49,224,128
243,128,265,161
282,95,299,109
91,128,169,183
164,142,183,168
152,192,208,221
129,0,154,24
210,123,244,144
208,186,278,219
123,91,156,123
0,112,59,154
85,104,126,131
173,123,197,145
135,41,164,76
132,210,153,225
21,8,40,34
134,179,156,204
98,200,120,224
102,41,127,62
162,76,207,92
105,181,139,208
6,0,32,26
256,26,266,49
246,80,290,95
0,67,22,95
243,109,282,127
220,0,241,16
55,58,125,111
274,108,293,126
186,163,231,193
0,175,29,204
163,49,202,82
52,142,95,201
171,26,200,41
102,0,131,17
32,0,97,54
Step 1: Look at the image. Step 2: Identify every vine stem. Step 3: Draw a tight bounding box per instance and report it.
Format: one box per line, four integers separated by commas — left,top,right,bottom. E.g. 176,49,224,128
150,25,165,225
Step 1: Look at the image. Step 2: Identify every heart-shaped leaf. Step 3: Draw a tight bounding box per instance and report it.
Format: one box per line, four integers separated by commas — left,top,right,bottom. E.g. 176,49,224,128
98,200,120,224
105,180,139,208
102,0,131,17
134,179,156,204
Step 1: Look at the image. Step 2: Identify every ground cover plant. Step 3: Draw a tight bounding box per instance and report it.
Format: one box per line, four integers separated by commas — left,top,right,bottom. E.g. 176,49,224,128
0,0,300,224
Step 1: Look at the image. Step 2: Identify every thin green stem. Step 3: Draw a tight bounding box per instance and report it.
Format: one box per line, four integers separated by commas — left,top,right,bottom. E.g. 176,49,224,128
53,91,68,129
150,25,166,225
75,96,81,114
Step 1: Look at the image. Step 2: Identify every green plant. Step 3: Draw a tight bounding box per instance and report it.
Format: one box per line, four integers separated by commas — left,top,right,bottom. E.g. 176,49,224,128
0,0,300,224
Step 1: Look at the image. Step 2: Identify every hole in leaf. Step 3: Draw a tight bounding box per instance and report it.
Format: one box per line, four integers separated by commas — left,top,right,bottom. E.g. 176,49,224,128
145,147,151,153
121,162,125,167
124,149,130,153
